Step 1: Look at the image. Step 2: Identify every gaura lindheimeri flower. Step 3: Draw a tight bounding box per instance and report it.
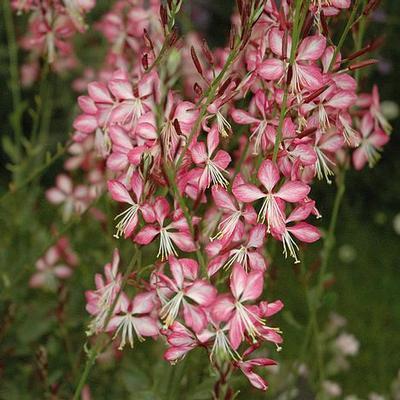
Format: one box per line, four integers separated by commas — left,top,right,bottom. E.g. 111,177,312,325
191,126,231,190
352,112,389,170
107,172,155,239
211,263,266,350
85,249,122,334
106,291,159,349
233,160,310,232
134,198,196,260
156,256,216,332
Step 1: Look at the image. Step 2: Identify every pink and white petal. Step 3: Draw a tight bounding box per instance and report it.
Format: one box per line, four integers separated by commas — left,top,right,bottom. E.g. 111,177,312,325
154,197,170,224
211,186,237,211
106,153,128,171
207,126,220,155
259,300,284,317
207,254,229,277
241,272,264,302
248,252,267,272
229,313,245,350
132,292,156,314
180,258,199,281
78,95,97,114
105,316,124,332
29,272,46,288
191,142,208,164
277,181,310,202
185,280,217,306
231,109,259,125
258,59,284,80
233,184,266,203
88,82,113,103
140,204,156,223
54,265,73,279
287,222,320,243
210,294,235,322
257,160,280,192
239,366,268,391
108,79,134,100
130,172,143,202
230,263,247,300
73,114,97,133
248,224,266,248
369,131,389,148
213,150,231,169
107,180,133,205
46,188,66,204
134,226,160,245
169,256,185,289
169,232,197,253
183,303,207,333
296,64,323,91
109,125,132,149
352,148,367,170
297,35,326,61
133,316,159,337
164,346,192,362
124,214,138,238
326,91,357,109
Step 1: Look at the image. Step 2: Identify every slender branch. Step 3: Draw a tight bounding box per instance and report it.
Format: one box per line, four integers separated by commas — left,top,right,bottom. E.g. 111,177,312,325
3,0,23,161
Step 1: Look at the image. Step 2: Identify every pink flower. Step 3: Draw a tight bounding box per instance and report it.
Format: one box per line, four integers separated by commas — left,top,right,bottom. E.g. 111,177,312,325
352,112,389,170
259,29,326,93
30,242,74,291
156,256,216,332
107,172,155,239
135,197,197,260
233,160,310,232
85,249,122,334
191,126,231,190
106,291,159,349
211,264,265,349
46,174,90,221
235,357,277,391
163,321,198,363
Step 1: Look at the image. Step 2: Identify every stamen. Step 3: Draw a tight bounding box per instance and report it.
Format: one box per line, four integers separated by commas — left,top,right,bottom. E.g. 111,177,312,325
157,228,178,261
113,204,139,239
315,147,335,184
160,291,184,328
281,230,300,264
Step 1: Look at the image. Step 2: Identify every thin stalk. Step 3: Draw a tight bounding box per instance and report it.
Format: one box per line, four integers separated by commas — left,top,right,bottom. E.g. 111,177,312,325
3,0,23,162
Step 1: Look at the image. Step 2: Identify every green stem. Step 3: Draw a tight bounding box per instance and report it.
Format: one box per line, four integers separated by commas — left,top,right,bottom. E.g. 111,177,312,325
3,0,23,162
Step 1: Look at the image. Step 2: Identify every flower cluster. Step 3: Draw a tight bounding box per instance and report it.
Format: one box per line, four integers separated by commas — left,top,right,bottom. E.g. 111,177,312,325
12,0,95,84
38,0,391,393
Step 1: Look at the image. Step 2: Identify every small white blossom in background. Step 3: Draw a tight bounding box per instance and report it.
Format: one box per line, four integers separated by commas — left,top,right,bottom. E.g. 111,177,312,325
338,244,357,264
368,393,386,400
323,380,342,398
335,333,360,356
381,101,399,120
392,213,400,235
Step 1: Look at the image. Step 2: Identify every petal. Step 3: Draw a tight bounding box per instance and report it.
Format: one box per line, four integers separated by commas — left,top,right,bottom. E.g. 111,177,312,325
154,197,170,224
287,222,320,243
109,125,132,149
258,59,285,80
211,186,237,211
88,82,113,103
131,292,155,314
134,226,160,245
297,35,326,61
277,181,310,202
210,294,235,322
207,126,220,155
247,224,266,248
296,64,323,91
233,184,266,203
230,263,247,300
133,316,159,337
73,114,97,133
326,91,357,109
185,280,217,306
241,271,264,302
46,188,66,204
183,303,207,333
169,232,196,253
108,79,134,100
229,313,245,350
191,142,208,164
258,160,280,192
130,172,143,203
107,180,133,204
169,256,184,289
231,109,259,125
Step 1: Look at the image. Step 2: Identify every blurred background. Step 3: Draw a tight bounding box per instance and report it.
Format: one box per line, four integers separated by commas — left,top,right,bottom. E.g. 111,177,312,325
0,1,399,399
